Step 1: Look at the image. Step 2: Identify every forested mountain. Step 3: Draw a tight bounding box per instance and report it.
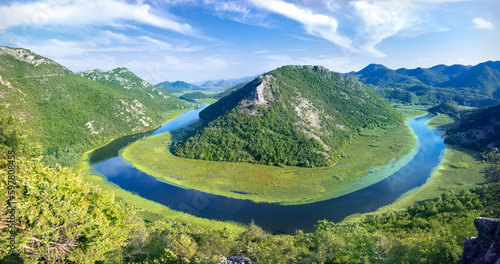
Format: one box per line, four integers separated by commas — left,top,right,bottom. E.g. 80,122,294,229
349,61,500,106
0,46,190,166
155,80,199,93
445,103,500,150
172,65,403,167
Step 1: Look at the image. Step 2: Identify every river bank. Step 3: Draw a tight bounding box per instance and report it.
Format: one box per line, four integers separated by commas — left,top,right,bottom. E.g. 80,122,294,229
342,113,487,224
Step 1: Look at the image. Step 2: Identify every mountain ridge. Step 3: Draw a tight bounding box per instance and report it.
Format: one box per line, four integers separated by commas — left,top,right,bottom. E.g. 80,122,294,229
349,61,499,106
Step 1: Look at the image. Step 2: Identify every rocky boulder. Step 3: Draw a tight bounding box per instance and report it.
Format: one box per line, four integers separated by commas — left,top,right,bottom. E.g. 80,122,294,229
217,255,252,264
461,217,500,264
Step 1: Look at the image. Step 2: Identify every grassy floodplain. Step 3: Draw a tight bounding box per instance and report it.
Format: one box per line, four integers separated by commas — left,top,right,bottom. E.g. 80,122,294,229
342,112,487,224
193,98,219,104
122,113,418,205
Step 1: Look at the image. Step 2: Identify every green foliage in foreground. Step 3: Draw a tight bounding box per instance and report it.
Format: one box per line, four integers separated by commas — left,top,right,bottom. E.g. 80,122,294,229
3,157,496,263
173,65,403,167
0,158,140,263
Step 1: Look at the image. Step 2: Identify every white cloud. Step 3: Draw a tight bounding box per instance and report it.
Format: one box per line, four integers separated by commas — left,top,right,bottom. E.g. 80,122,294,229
352,0,422,57
244,0,470,57
0,0,195,35
248,0,352,49
473,17,494,30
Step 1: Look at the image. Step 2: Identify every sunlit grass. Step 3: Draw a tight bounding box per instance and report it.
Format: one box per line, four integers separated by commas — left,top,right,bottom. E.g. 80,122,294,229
392,104,429,119
194,98,219,104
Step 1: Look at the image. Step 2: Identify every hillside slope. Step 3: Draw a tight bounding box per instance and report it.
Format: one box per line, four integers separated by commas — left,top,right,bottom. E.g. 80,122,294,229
445,103,500,150
172,65,403,167
0,46,190,164
349,61,500,106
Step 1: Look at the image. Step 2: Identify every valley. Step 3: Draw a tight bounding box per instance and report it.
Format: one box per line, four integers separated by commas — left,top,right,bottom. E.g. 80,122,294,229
1,46,498,263
1,0,499,261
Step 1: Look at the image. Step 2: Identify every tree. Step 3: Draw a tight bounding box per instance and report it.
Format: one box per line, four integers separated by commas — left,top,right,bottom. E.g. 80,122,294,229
0,157,138,263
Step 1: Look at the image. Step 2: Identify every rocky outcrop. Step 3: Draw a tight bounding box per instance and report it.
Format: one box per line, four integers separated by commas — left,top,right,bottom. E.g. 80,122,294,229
0,46,57,66
461,217,500,264
241,74,279,110
217,255,252,264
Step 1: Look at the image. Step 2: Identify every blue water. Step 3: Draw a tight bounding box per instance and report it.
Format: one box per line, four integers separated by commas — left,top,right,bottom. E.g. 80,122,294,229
91,107,445,234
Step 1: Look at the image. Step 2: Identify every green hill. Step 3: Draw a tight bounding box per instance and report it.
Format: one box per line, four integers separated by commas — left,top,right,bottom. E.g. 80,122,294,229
155,80,199,93
445,103,500,150
172,65,403,167
0,46,190,166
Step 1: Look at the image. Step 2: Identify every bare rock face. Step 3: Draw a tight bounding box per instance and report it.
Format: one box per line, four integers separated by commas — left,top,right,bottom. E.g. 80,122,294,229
0,46,57,66
461,217,500,264
217,255,252,264
241,75,278,108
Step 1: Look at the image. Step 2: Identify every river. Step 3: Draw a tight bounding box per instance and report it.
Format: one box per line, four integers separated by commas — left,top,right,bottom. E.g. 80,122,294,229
90,105,445,234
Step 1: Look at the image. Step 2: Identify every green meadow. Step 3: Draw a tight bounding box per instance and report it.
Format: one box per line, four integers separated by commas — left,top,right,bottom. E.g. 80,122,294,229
121,118,417,205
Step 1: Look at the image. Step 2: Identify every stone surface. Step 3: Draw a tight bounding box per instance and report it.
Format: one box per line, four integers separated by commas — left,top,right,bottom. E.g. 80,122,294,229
217,255,252,264
462,217,500,264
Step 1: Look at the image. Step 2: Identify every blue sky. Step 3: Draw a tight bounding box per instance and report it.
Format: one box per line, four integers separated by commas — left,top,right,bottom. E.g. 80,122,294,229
0,0,499,84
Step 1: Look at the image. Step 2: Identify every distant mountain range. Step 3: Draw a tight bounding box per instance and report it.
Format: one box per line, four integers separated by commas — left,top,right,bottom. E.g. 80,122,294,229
172,65,403,167
0,46,189,165
194,75,260,88
348,61,500,107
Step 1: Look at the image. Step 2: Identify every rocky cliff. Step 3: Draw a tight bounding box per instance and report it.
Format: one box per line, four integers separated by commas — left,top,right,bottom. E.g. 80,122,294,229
461,217,500,264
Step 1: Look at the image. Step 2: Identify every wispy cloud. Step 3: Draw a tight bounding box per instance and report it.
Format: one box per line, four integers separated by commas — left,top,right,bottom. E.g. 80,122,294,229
473,17,494,30
352,1,411,57
0,0,195,35
350,0,463,57
240,0,471,57
204,0,250,14
248,0,352,49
